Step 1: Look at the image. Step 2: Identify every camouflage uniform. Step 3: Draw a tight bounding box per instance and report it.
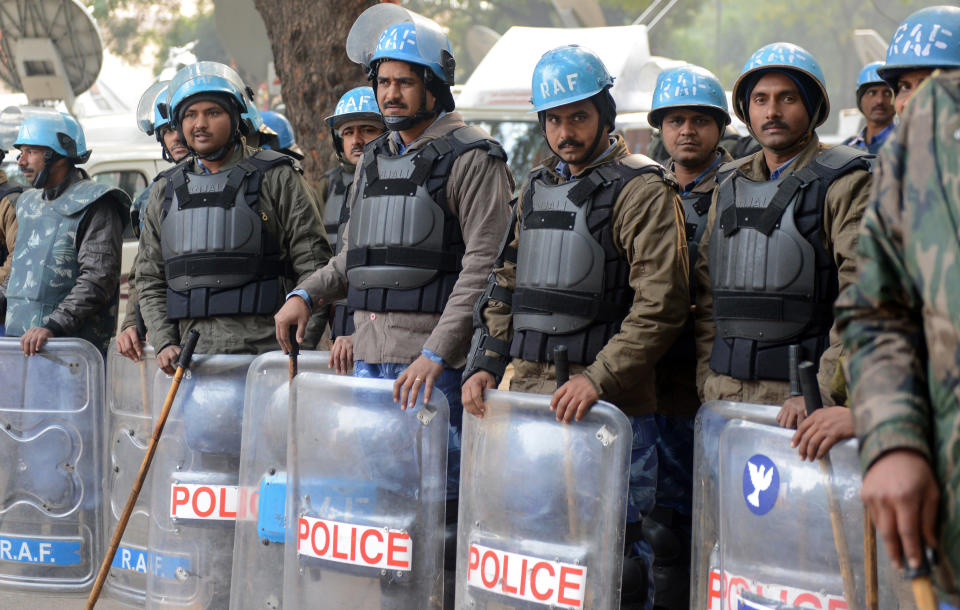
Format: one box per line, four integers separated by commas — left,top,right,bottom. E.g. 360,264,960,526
137,145,331,355
5,168,130,352
836,69,960,598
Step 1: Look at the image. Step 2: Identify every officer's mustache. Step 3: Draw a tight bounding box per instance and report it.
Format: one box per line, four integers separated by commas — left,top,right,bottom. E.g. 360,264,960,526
350,145,364,154
761,120,790,131
382,101,407,110
558,138,585,149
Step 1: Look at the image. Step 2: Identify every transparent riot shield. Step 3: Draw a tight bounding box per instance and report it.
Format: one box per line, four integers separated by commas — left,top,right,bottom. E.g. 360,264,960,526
0,337,105,603
282,373,449,609
229,351,331,610
145,354,256,609
455,390,631,610
102,344,157,606
692,401,902,610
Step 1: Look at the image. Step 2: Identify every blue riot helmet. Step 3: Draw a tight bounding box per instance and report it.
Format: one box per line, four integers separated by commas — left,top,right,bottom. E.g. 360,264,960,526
261,110,304,160
530,45,617,165
13,108,90,187
346,4,455,131
732,42,830,132
648,64,731,130
323,87,384,160
854,61,890,109
165,61,250,161
878,6,960,89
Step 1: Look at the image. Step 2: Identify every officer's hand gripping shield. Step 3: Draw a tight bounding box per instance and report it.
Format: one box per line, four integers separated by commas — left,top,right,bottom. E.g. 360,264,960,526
101,344,157,605
0,338,104,602
229,351,331,610
282,373,449,609
692,401,901,610
145,354,255,608
455,390,631,609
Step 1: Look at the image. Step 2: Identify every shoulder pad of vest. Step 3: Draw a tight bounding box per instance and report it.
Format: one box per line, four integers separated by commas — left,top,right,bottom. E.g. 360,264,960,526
619,153,664,173
0,183,24,199
813,145,873,173
248,148,297,169
718,156,753,175
153,160,187,183
323,165,341,180
51,180,131,217
448,125,507,160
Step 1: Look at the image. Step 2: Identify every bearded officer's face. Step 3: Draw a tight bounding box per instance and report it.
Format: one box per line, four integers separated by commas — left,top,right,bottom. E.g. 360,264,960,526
375,60,436,124
160,126,189,162
747,72,811,153
339,120,384,165
16,145,49,184
181,100,233,155
660,108,721,170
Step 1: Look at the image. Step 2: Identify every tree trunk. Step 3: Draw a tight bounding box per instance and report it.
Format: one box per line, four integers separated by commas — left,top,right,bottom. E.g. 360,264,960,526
254,0,376,183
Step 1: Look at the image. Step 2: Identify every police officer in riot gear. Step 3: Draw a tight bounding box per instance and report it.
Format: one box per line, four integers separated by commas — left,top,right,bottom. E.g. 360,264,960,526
5,109,130,355
880,6,960,117
843,62,895,154
693,43,873,427
320,87,384,372
116,81,191,362
645,63,734,609
137,61,330,372
274,6,513,600
261,110,305,160
461,45,689,610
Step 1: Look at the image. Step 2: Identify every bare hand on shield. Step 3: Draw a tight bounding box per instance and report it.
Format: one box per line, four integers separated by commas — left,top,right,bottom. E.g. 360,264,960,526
776,395,808,429
551,374,599,423
462,370,496,418
116,326,143,362
157,345,182,375
791,406,854,460
394,355,443,410
274,295,311,354
20,327,53,356
329,335,354,374
861,449,940,571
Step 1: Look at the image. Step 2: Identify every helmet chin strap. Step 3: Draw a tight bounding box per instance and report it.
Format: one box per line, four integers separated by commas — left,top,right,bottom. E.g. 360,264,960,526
32,151,61,189
383,87,437,132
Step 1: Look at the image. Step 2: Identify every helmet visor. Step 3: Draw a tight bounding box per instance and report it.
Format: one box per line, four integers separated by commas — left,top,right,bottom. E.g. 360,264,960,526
137,81,168,136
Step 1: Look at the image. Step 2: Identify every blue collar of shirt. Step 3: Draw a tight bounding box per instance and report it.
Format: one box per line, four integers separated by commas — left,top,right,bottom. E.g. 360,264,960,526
849,121,895,153
391,111,447,154
673,152,723,195
769,154,801,181
555,137,617,180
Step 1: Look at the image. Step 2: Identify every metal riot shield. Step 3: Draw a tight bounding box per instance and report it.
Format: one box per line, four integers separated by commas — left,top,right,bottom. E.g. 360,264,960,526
102,344,157,605
455,390,632,610
146,354,256,609
229,351,332,610
0,337,105,602
692,401,902,610
282,373,449,609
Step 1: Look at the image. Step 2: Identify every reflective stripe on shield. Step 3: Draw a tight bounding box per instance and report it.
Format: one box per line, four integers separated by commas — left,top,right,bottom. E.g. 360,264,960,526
455,390,631,609
282,373,449,608
0,338,104,601
229,351,332,610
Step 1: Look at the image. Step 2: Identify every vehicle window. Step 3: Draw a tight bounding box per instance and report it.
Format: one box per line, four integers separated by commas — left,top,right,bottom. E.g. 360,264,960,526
468,121,550,190
92,170,147,241
0,161,28,187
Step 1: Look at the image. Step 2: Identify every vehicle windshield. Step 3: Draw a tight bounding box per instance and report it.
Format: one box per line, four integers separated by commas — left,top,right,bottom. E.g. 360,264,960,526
1,160,28,187
466,120,551,188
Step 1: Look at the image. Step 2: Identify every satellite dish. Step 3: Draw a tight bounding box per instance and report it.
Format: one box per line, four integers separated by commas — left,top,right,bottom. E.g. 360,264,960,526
465,25,500,67
213,0,273,85
0,0,104,111
852,29,889,66
552,0,607,27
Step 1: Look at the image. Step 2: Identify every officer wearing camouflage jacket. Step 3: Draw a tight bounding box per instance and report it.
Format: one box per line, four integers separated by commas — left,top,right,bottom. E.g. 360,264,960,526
137,62,330,370
836,69,960,603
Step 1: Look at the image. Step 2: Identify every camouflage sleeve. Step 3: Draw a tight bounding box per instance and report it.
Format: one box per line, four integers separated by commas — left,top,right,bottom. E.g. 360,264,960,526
819,167,872,404
582,174,689,399
836,99,932,472
136,179,181,352
45,199,125,336
262,164,333,347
